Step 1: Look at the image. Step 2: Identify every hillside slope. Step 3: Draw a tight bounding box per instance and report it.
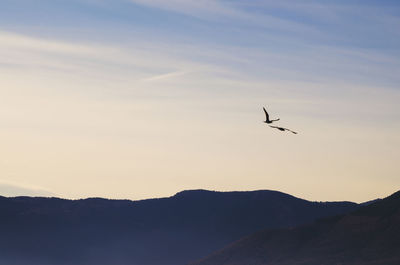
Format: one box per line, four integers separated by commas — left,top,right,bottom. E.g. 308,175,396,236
190,190,400,265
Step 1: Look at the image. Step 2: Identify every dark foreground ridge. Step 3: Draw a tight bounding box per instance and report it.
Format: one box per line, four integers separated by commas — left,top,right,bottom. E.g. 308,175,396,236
0,189,358,265
190,190,400,265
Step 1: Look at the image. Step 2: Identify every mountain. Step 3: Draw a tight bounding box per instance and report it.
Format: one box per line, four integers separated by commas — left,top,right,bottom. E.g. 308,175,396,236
190,190,400,265
0,189,358,265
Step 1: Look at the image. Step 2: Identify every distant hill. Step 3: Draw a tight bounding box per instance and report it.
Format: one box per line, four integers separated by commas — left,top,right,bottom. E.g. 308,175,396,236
0,189,358,265
190,190,400,265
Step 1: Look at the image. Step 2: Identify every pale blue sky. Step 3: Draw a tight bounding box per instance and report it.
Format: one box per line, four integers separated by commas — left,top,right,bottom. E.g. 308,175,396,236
1,0,399,202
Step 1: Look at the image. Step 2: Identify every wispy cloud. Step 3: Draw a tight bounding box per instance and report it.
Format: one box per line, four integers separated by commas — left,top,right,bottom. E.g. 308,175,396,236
141,71,188,82
1,29,399,94
129,0,239,19
0,31,200,84
0,180,56,197
0,31,102,54
128,0,400,48
128,0,320,35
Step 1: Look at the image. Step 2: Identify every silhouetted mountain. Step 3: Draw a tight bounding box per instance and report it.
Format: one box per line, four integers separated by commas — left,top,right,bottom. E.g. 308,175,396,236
0,189,358,265
190,190,400,265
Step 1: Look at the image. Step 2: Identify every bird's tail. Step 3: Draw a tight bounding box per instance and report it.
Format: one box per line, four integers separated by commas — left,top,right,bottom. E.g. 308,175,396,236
271,118,280,122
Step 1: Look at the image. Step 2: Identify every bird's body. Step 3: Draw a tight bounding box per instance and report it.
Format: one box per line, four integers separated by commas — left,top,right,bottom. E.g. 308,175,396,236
269,125,297,134
263,107,280,124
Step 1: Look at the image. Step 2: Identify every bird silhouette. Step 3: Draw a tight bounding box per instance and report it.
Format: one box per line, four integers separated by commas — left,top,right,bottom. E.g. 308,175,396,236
269,125,297,134
263,107,280,124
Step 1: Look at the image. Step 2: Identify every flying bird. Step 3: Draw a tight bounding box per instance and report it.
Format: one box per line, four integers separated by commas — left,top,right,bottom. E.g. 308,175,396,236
269,125,297,134
263,107,280,124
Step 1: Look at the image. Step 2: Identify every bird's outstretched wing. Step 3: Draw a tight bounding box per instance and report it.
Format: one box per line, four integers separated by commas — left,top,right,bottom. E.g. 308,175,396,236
269,125,297,134
263,107,270,121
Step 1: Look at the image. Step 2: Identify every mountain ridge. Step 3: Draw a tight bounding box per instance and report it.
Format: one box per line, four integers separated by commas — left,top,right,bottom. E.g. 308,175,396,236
1,188,359,204
0,189,360,265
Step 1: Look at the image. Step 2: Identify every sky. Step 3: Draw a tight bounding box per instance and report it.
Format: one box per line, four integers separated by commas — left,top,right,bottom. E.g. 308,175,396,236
1,0,399,202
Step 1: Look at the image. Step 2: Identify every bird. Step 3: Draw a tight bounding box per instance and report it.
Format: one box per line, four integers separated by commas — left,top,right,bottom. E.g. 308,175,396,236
263,107,280,124
269,125,297,134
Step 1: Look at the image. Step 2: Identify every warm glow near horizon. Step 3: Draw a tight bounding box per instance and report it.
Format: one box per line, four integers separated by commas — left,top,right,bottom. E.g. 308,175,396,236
1,0,400,203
